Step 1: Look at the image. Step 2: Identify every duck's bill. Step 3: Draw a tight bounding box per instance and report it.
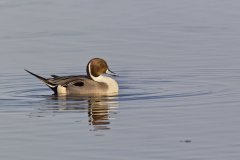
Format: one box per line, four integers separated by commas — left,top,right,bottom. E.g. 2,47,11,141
106,69,118,77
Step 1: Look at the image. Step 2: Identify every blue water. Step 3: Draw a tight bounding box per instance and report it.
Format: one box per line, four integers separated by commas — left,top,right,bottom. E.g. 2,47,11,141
1,0,240,159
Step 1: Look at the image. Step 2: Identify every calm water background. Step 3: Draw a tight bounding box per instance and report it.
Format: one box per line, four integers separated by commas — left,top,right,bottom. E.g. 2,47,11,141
1,0,240,159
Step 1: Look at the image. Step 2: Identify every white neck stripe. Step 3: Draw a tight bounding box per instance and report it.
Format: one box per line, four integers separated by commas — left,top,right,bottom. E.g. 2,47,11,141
88,62,100,81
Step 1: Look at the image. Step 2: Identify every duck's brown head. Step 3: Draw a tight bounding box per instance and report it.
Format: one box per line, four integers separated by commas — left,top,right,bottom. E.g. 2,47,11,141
86,58,117,80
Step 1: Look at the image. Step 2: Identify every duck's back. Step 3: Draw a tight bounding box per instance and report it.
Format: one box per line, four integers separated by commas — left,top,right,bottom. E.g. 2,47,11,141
48,75,109,96
65,77,109,96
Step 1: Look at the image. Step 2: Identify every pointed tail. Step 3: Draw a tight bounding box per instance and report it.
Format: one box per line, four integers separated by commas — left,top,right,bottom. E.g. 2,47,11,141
24,69,56,88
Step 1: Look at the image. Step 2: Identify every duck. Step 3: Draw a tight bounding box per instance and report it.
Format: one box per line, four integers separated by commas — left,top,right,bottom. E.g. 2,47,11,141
25,58,119,96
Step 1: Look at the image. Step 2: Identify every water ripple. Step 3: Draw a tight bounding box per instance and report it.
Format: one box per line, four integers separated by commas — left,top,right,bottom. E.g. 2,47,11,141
0,69,233,106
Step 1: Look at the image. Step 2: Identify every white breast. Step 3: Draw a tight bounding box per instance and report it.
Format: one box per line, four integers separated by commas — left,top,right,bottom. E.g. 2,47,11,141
92,75,119,94
88,63,119,94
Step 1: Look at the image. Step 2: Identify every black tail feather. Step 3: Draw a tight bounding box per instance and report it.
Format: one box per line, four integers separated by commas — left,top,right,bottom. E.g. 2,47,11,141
24,69,56,88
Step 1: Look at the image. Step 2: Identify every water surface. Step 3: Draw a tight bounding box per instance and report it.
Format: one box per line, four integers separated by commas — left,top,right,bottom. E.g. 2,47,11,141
1,0,240,160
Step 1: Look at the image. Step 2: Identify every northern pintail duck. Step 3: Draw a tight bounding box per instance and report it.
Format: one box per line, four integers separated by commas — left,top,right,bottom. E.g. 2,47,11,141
25,58,119,96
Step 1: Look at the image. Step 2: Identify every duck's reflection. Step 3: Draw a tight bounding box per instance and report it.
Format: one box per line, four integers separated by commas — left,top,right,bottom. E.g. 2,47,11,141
44,95,118,131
